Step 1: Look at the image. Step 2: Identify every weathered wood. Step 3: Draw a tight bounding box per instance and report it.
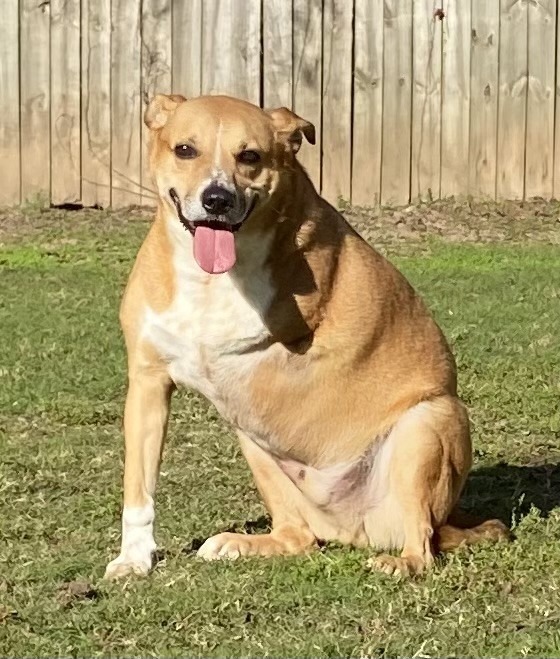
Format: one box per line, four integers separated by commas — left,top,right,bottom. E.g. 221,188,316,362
172,0,202,98
352,0,383,207
141,0,172,204
201,0,261,104
293,0,323,187
51,0,81,205
322,0,353,205
20,0,51,203
263,0,293,109
82,0,111,208
411,0,442,201
381,0,413,205
111,0,142,207
0,0,20,204
441,0,471,197
555,3,560,199
525,0,555,199
496,0,528,200
469,0,500,198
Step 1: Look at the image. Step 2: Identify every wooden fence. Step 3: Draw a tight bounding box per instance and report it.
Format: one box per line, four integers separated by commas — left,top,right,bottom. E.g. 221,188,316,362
0,0,558,208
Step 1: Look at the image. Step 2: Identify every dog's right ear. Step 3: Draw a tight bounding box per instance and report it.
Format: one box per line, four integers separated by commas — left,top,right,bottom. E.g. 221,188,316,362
144,94,187,130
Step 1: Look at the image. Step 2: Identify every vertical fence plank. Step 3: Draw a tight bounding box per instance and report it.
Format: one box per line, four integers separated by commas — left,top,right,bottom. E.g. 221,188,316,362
352,0,383,207
172,0,202,98
51,0,81,205
20,0,50,203
469,0,499,198
141,0,172,204
111,0,142,207
201,0,261,104
555,3,560,199
0,0,20,205
411,0,442,201
441,0,471,197
263,0,293,109
322,0,353,205
525,0,555,199
82,0,111,208
293,0,323,187
381,0,413,205
496,0,528,200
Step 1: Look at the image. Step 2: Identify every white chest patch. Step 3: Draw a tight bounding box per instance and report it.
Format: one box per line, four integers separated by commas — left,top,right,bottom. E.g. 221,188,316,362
141,216,275,414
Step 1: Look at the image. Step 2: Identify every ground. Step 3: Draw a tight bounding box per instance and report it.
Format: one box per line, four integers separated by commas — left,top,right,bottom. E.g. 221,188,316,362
1,199,559,658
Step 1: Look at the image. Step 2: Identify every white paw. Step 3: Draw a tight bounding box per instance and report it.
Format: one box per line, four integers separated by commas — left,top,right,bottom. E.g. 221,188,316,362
197,533,243,561
104,553,153,579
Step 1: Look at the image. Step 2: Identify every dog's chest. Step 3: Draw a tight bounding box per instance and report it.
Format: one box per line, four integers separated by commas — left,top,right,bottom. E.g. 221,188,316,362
141,253,274,410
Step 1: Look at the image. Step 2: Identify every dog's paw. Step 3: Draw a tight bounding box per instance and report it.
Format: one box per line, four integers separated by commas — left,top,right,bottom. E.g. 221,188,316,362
367,553,426,577
197,532,259,561
104,553,153,580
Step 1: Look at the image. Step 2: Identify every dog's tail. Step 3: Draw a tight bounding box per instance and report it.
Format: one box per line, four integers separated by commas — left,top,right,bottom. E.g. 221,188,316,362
434,510,511,552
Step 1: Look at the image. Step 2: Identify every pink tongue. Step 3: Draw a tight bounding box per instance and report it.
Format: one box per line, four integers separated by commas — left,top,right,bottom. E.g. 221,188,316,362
193,225,236,274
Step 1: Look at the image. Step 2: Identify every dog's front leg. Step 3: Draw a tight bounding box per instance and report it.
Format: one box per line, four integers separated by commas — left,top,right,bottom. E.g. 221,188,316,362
105,367,173,579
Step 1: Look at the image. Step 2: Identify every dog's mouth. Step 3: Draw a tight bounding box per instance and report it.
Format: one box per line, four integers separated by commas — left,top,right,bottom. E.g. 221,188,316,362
169,188,257,275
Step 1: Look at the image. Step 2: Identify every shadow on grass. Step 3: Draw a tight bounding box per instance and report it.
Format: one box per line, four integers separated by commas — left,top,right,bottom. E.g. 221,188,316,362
462,462,560,523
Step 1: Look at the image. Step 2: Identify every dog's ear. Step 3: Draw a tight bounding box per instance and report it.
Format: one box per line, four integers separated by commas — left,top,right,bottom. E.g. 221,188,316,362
144,94,187,130
266,107,316,154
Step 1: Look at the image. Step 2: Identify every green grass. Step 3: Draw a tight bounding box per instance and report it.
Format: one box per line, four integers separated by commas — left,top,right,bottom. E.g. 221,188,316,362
1,210,560,657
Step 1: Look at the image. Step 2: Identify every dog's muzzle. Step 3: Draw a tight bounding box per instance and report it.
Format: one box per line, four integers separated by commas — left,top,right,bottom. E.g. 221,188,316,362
168,186,257,275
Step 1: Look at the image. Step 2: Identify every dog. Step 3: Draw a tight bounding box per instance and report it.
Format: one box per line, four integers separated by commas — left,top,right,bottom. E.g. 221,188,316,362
105,94,509,579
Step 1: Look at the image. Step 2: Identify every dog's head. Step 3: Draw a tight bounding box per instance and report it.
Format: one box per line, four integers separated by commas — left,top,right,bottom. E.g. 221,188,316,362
144,94,315,274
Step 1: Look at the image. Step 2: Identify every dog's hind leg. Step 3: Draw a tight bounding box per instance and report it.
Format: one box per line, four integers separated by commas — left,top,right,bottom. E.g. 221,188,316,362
105,362,173,579
197,431,317,560
367,396,474,576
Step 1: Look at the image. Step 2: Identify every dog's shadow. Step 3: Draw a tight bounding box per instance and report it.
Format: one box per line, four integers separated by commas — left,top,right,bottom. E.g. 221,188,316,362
460,461,560,523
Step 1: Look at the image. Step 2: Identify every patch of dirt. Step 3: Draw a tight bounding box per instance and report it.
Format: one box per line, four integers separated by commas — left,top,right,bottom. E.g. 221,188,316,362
0,205,151,242
1,198,560,245
344,197,560,246
55,580,99,608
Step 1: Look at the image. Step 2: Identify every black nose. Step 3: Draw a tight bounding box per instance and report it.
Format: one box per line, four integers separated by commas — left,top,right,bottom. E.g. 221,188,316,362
201,185,235,215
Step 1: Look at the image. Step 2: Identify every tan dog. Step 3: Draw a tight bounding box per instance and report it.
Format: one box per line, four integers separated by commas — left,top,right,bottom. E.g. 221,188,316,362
105,94,509,579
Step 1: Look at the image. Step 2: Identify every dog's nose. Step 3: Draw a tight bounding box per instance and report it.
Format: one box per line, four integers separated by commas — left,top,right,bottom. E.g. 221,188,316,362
201,185,235,216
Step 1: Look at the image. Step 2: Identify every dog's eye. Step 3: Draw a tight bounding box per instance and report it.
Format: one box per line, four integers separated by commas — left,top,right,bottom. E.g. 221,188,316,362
237,150,261,165
174,144,198,159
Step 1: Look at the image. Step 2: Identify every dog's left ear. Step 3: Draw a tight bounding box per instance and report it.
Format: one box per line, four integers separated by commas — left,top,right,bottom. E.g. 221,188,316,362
266,107,316,154
144,94,187,130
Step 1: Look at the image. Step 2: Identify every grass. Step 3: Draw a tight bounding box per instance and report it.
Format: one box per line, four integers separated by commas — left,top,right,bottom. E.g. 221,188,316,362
1,205,560,657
